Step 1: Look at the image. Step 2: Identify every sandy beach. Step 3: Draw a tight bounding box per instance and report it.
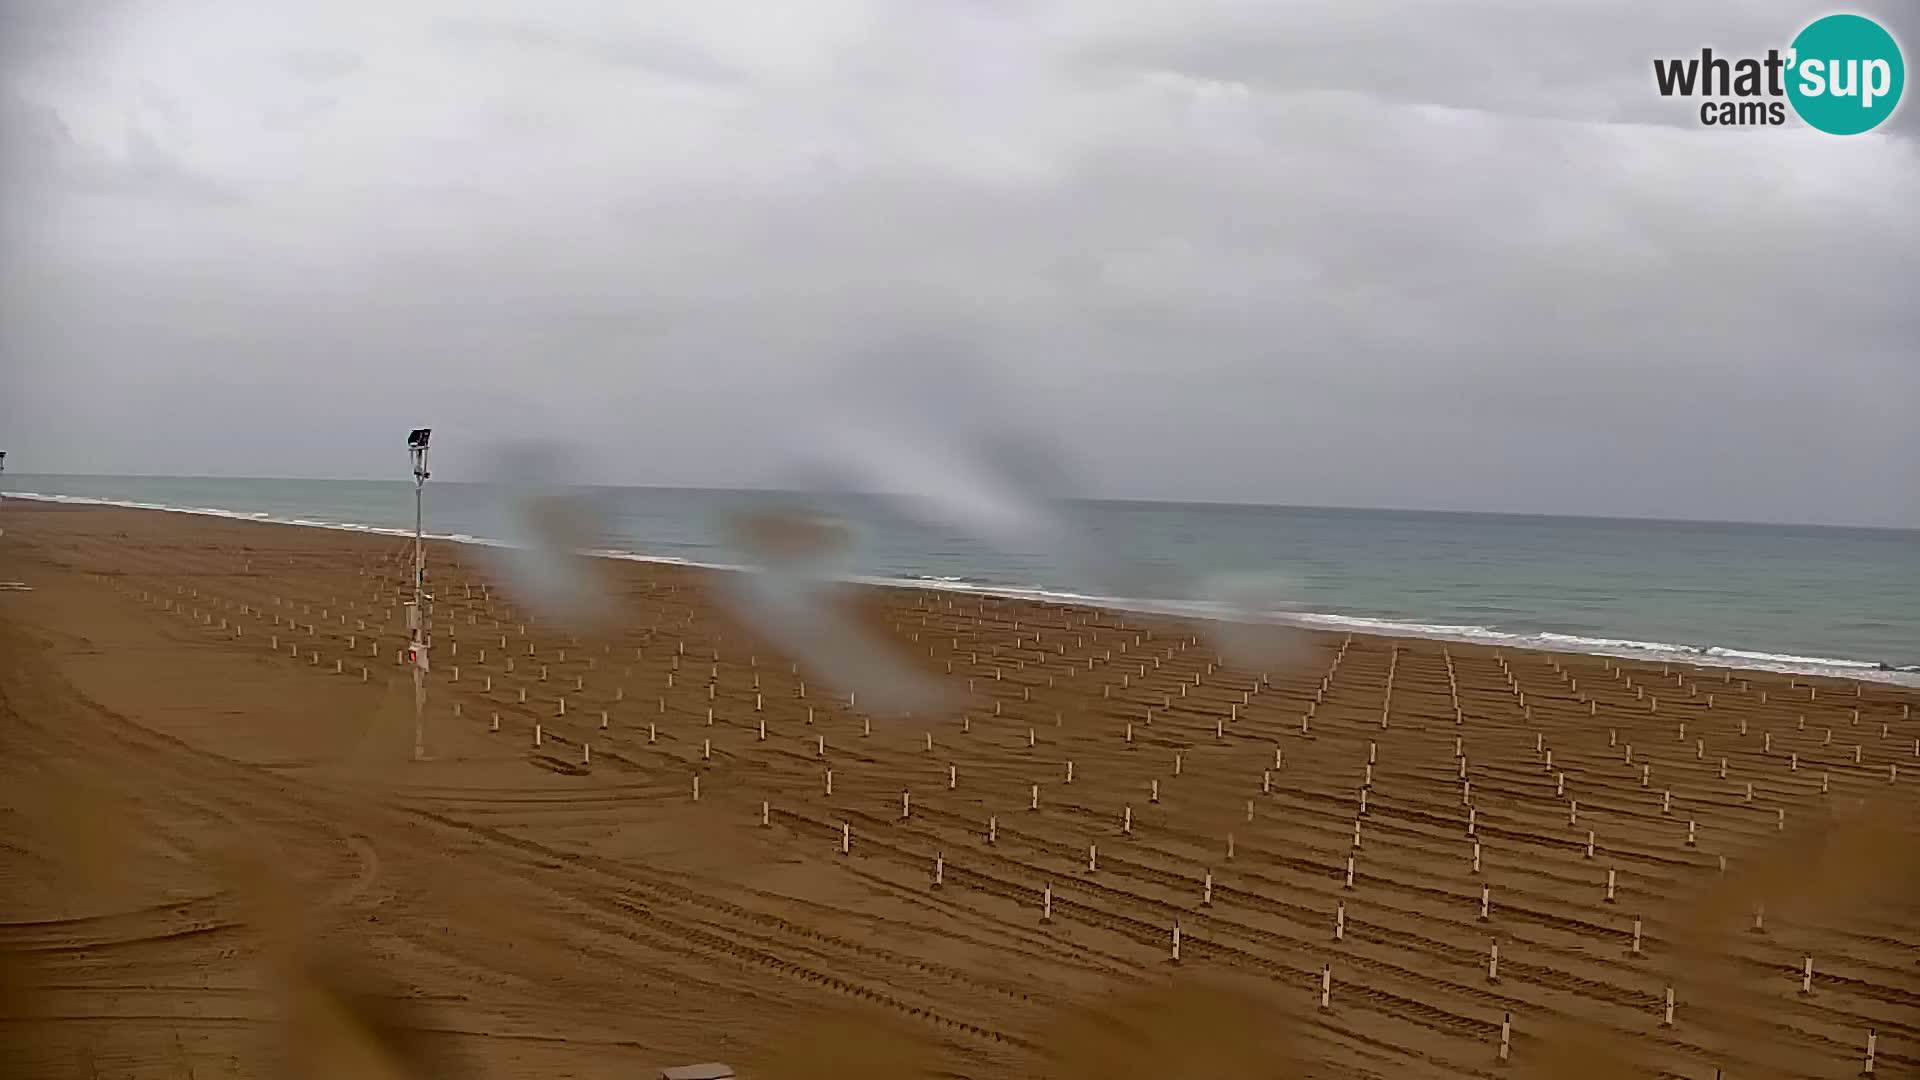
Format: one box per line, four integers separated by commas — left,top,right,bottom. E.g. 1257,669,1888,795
1,501,1916,1079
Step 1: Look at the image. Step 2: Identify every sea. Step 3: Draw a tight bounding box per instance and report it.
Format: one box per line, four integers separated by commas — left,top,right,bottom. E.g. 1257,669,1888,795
4,474,1916,685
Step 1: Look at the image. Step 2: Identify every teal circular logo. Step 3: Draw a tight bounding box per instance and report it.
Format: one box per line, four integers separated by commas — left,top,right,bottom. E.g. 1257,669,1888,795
1786,14,1905,135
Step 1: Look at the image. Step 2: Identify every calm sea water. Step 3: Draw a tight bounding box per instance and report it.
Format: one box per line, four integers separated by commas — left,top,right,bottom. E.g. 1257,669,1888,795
5,474,1916,682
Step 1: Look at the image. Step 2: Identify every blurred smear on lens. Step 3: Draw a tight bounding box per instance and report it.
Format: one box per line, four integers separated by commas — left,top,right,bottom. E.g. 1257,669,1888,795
1190,570,1313,672
729,504,849,568
719,506,959,718
711,351,1098,719
816,419,1074,560
276,953,465,1080
802,344,1088,568
474,441,618,628
725,347,1319,702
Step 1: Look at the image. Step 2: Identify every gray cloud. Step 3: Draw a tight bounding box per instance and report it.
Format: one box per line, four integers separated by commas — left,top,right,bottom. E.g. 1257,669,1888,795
434,15,746,88
1,93,243,205
1,0,1916,528
282,48,362,82
0,0,130,66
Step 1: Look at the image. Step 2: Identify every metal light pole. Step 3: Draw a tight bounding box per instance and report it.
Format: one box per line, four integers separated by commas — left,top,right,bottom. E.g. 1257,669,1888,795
406,428,432,761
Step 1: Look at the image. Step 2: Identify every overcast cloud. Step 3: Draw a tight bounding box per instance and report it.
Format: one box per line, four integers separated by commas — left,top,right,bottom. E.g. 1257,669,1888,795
1,0,1916,527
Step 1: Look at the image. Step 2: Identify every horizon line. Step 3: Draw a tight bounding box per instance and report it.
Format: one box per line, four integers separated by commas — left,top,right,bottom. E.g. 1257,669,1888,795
6,469,1917,534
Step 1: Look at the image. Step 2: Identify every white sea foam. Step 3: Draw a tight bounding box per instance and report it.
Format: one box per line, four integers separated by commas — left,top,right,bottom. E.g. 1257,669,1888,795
926,589,1914,682
5,487,1914,686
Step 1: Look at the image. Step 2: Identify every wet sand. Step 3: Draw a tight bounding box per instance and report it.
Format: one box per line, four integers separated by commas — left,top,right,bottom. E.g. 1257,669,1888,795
1,502,1916,1079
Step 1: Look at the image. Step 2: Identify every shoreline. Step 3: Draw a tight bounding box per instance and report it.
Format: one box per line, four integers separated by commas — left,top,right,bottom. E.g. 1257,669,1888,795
4,488,1915,687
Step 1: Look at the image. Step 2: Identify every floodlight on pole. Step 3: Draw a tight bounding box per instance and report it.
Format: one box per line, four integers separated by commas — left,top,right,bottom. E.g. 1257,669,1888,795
406,428,432,761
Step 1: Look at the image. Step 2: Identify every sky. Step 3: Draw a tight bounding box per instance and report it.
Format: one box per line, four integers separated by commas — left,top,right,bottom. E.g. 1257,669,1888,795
1,0,1916,528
